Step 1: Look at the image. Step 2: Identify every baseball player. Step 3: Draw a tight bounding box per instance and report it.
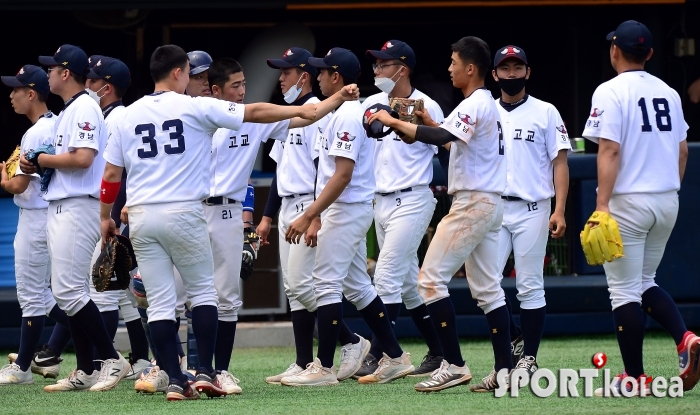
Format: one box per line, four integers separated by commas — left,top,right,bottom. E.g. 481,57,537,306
582,20,700,395
17,44,131,392
98,44,317,401
356,40,445,378
186,50,212,97
491,45,571,376
0,65,73,385
259,47,332,383
366,36,513,392
84,55,152,378
282,48,414,387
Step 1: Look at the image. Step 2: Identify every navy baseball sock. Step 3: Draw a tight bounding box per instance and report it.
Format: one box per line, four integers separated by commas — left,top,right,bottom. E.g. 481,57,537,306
291,310,315,368
613,302,646,378
368,302,402,359
16,316,45,371
71,301,118,361
316,303,344,368
68,316,95,373
191,305,217,373
94,310,120,370
149,320,186,384
427,298,465,366
125,319,150,361
359,297,402,359
504,294,522,340
337,319,359,346
214,320,237,372
486,305,514,371
642,286,687,345
48,304,69,326
175,316,185,358
408,304,444,357
521,306,546,358
138,307,158,361
47,320,72,356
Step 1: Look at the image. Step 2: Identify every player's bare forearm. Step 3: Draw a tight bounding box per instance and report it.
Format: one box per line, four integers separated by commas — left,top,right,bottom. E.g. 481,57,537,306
244,103,313,124
289,84,359,128
679,140,688,182
0,166,30,194
242,210,254,226
552,150,569,215
38,148,95,170
368,110,418,139
594,138,620,213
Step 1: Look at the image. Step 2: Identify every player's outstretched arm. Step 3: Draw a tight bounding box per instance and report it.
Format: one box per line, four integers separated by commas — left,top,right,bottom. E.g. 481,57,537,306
593,137,620,215
550,149,569,238
289,84,360,129
285,157,354,244
0,162,31,194
35,148,96,170
99,162,124,247
243,103,316,124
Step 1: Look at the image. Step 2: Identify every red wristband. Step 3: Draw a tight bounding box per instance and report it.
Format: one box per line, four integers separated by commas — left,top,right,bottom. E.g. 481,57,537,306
100,178,121,204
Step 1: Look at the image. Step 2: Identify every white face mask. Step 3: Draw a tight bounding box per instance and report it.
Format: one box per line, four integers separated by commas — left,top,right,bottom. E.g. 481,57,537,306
85,84,107,105
374,67,402,94
283,74,305,104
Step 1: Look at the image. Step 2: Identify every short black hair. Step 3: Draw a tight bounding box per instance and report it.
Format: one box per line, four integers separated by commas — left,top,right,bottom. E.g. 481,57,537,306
208,57,244,89
24,86,48,103
451,36,491,78
616,44,648,65
322,68,358,85
111,84,128,99
69,70,86,86
150,45,189,83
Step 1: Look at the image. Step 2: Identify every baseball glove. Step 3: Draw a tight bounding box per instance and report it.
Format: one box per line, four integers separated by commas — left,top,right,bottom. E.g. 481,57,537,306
92,235,134,292
5,145,21,180
363,103,399,139
580,211,624,266
389,98,425,125
25,144,55,193
241,226,260,281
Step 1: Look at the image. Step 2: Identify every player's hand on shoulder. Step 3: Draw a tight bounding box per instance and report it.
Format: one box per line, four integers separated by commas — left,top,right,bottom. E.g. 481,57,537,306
19,154,37,175
549,211,566,239
256,217,272,247
304,216,322,247
299,103,317,120
415,110,439,128
340,84,360,101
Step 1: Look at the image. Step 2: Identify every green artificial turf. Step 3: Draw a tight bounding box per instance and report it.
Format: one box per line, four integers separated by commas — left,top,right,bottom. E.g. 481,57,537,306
1,331,698,414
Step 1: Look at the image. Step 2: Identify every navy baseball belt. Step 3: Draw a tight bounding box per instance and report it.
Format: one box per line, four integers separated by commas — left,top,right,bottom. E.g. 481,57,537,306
203,196,237,206
283,193,310,199
378,187,412,197
501,195,523,201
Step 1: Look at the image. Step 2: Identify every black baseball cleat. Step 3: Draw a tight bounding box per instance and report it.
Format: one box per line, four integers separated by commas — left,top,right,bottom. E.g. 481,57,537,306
407,353,443,377
352,355,378,379
30,344,63,379
194,370,227,398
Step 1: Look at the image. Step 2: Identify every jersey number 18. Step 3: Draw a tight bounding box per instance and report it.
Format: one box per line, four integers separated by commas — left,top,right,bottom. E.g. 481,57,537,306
638,98,672,132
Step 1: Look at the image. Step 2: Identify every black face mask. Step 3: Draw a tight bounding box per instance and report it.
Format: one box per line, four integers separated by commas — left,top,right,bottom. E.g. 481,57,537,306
498,77,527,96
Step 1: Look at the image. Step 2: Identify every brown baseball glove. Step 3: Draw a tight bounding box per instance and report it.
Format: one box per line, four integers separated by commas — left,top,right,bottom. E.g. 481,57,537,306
389,98,425,125
92,235,135,292
5,145,21,180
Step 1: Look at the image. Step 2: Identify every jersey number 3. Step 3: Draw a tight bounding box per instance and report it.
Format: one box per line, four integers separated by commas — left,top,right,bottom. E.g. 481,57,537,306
137,119,185,159
638,98,672,132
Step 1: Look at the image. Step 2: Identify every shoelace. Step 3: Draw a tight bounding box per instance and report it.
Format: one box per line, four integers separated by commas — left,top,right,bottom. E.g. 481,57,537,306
219,372,240,385
60,369,79,385
299,362,321,375
373,356,391,375
96,358,119,383
481,371,498,389
142,367,161,382
0,363,19,373
429,361,452,382
515,358,535,370
340,346,352,363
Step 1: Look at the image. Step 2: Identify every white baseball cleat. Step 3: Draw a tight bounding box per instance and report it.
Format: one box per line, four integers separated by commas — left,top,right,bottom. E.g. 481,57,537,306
134,365,169,394
266,363,304,385
124,358,151,380
44,370,98,392
357,352,415,384
0,363,34,385
280,358,339,387
337,335,370,381
90,352,130,391
217,370,242,395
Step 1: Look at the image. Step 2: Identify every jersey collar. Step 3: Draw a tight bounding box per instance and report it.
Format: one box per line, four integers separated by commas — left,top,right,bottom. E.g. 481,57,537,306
499,94,529,112
63,90,87,110
292,92,315,106
102,100,124,119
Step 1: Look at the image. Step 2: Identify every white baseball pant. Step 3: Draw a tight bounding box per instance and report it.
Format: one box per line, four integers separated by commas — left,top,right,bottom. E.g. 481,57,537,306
497,198,550,310
313,202,377,310
418,190,505,314
47,197,100,316
204,201,242,322
603,191,678,310
14,208,55,317
278,194,318,312
128,201,218,323
374,186,436,310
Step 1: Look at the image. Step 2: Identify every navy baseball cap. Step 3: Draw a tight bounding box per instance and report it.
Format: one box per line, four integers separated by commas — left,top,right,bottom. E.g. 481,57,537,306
606,20,652,56
308,48,360,81
38,44,88,75
87,57,131,89
366,40,416,70
1,65,50,96
494,45,528,67
88,55,106,69
187,50,212,75
267,47,317,77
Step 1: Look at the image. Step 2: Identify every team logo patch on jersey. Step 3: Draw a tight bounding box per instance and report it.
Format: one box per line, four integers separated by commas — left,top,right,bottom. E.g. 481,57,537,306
337,132,355,142
78,122,96,131
228,103,237,113
457,112,476,126
590,108,604,117
556,125,568,134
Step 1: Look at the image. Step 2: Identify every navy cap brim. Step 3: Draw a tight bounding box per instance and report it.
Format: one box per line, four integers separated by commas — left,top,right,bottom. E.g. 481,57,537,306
1,76,25,88
494,56,527,67
86,68,100,79
606,31,615,41
366,50,395,61
307,57,330,69
267,59,296,69
38,56,59,66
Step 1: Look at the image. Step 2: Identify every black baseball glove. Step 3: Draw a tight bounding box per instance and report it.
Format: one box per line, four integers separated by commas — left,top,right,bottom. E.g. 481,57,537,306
241,226,259,281
92,234,135,292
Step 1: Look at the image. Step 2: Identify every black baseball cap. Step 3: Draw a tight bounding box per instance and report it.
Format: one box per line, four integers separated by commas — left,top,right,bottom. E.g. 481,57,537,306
606,20,653,56
87,57,131,89
308,48,360,81
1,65,50,96
38,44,88,75
366,40,416,70
494,45,528,67
267,47,317,77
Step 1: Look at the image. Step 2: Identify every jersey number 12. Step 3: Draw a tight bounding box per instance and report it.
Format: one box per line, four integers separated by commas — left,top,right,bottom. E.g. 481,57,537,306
638,98,672,132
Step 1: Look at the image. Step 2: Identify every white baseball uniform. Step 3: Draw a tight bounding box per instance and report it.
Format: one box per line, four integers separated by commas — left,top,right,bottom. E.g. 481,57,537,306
269,95,330,313
362,89,443,310
313,100,377,310
13,112,56,318
45,91,107,316
103,91,245,323
495,95,570,309
582,70,688,310
206,118,290,322
417,88,507,313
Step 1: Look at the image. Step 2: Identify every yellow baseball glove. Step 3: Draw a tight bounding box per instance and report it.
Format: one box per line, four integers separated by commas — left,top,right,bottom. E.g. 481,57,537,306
5,145,21,180
580,211,624,265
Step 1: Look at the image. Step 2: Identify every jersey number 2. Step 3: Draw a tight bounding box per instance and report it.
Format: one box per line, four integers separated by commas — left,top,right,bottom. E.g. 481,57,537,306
638,98,672,132
137,119,185,159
